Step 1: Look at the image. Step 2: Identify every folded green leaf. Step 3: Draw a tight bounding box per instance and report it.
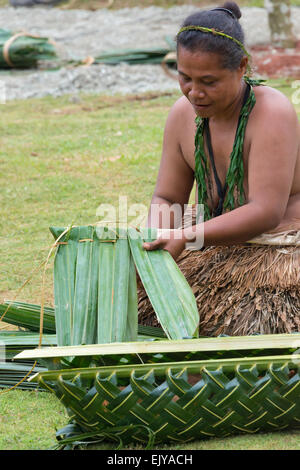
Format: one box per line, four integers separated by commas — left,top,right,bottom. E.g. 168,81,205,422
128,228,199,340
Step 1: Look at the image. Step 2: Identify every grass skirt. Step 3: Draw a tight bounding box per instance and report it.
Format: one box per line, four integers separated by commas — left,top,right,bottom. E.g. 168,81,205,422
138,213,300,336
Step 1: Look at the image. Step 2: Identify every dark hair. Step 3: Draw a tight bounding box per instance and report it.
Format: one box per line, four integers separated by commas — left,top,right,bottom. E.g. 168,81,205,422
176,2,245,70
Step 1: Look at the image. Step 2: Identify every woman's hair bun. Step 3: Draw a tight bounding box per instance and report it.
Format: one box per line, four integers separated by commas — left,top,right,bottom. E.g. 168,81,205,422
222,1,242,19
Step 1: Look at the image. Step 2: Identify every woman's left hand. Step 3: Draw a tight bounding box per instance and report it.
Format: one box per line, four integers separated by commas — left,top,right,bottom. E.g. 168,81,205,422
143,229,187,261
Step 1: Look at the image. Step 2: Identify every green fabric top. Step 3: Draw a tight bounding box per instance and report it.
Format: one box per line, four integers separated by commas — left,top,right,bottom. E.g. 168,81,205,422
194,76,263,222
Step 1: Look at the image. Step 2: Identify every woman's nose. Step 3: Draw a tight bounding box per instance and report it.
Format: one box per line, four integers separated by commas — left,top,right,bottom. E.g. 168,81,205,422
188,85,206,101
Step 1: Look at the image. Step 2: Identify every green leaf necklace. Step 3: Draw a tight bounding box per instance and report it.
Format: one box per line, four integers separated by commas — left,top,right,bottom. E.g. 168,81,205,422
194,76,263,221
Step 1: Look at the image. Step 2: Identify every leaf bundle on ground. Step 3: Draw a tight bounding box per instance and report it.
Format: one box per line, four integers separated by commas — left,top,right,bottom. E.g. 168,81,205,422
0,29,56,69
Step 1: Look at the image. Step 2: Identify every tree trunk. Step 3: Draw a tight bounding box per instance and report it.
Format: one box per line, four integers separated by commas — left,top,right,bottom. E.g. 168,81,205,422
265,0,297,48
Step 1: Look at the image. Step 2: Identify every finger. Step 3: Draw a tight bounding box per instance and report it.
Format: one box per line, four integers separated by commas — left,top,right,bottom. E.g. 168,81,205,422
143,242,156,250
143,239,163,251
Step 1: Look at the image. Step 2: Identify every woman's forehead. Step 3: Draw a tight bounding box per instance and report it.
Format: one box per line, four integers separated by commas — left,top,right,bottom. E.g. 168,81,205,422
177,47,226,76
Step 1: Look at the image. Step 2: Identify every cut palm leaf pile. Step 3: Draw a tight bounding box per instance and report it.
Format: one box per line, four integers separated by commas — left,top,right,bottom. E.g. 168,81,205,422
92,47,176,65
0,300,166,390
0,331,57,360
80,36,176,67
50,225,139,346
0,331,56,390
0,363,46,391
0,29,57,69
0,301,166,339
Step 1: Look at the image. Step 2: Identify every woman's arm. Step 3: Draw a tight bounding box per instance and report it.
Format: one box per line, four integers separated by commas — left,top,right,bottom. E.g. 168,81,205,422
146,98,195,229
202,94,299,243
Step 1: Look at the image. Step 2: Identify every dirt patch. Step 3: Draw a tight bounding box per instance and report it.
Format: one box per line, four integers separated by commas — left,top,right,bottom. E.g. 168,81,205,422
49,91,175,115
251,40,300,78
0,291,14,304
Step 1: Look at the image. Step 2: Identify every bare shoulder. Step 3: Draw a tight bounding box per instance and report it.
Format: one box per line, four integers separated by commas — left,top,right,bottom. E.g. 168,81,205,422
166,95,195,127
251,85,299,128
170,94,193,113
165,96,196,157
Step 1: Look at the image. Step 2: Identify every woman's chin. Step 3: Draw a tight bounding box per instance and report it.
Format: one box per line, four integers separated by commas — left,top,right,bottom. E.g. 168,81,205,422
195,109,212,118
192,104,213,118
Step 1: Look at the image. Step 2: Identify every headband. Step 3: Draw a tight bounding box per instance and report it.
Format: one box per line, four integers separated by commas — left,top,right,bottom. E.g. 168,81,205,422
177,25,250,60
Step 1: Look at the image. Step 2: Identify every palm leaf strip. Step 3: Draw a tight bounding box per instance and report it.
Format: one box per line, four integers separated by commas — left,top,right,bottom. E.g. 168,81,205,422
49,226,139,346
0,301,55,333
15,332,300,361
0,301,165,338
128,228,199,339
96,227,134,343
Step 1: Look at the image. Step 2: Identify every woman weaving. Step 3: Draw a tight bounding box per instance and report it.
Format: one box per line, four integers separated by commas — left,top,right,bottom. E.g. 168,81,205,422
139,2,300,335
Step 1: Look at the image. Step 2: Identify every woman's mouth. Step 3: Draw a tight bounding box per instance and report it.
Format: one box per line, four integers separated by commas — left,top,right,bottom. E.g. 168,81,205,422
192,103,212,114
193,103,210,109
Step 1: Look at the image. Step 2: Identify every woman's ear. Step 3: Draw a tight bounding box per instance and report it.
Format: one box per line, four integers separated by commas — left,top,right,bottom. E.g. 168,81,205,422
239,56,249,76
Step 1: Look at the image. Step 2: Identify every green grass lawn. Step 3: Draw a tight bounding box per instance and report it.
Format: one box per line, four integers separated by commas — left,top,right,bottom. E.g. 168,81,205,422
0,91,178,305
0,79,299,450
1,390,300,450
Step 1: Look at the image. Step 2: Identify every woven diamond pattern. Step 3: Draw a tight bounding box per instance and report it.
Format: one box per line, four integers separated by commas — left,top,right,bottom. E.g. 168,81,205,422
38,362,300,445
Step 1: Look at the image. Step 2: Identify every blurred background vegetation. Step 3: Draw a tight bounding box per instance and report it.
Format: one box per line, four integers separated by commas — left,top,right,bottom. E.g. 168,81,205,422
0,0,299,9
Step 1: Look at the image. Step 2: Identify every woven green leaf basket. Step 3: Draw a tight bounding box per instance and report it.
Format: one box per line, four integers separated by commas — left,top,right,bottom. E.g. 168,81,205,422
14,225,300,448
17,335,300,447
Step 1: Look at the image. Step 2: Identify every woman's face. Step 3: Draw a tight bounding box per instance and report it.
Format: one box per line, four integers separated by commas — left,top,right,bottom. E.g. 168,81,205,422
177,45,247,118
